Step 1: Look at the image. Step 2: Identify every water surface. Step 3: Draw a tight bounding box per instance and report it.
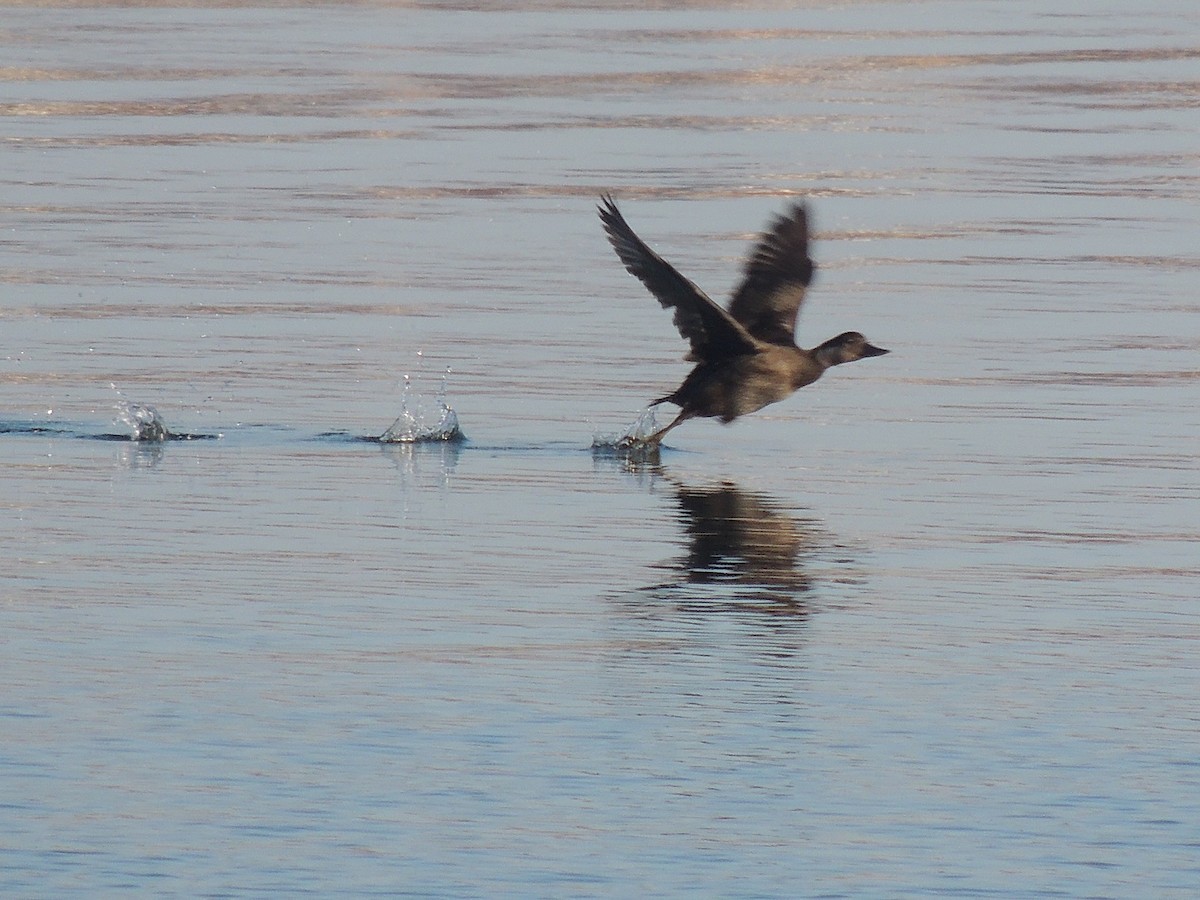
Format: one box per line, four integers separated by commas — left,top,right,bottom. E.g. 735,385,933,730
3,1,1199,895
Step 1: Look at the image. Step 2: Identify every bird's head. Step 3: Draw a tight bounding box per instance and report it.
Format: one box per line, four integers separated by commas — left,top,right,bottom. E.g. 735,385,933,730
814,331,889,368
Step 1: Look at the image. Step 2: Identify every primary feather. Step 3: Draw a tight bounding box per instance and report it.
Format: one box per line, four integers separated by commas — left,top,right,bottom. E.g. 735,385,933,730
597,195,759,362
727,202,815,346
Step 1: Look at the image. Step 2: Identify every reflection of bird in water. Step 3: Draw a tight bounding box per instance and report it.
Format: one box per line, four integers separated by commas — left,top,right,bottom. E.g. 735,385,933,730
599,196,887,445
669,480,818,612
630,473,850,616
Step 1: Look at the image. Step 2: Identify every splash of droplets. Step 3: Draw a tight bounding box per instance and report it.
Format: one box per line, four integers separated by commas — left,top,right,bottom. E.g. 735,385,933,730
380,366,464,443
114,399,171,442
591,406,663,459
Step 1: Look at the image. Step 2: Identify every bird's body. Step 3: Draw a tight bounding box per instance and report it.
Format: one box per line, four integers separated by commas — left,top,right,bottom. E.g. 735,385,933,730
655,347,821,424
598,195,887,444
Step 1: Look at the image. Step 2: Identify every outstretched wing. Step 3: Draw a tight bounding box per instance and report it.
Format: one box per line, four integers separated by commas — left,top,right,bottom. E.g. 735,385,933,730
727,202,815,346
598,195,759,362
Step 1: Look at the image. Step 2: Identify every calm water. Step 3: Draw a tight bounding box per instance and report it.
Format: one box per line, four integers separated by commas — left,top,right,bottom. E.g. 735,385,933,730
3,1,1199,895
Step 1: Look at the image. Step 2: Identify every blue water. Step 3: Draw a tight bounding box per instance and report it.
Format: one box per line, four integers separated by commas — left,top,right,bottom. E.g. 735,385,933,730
3,2,1199,895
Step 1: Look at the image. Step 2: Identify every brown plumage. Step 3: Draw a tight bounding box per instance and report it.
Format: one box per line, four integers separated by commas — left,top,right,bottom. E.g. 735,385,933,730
598,195,887,444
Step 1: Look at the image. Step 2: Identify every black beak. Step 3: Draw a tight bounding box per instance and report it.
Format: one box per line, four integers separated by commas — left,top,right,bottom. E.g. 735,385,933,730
862,343,889,358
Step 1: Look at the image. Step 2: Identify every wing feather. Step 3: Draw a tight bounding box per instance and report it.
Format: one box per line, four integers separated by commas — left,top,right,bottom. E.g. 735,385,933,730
727,202,815,346
598,195,758,362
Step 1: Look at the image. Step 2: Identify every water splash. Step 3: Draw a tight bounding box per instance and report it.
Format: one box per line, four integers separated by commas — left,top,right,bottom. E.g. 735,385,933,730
114,399,171,442
379,366,464,443
591,406,664,460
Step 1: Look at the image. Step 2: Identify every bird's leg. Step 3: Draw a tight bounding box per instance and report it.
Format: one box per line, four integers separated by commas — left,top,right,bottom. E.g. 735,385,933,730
643,408,691,445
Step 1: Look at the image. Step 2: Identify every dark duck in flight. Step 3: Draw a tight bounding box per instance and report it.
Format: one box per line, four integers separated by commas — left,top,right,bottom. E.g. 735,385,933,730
598,195,888,445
